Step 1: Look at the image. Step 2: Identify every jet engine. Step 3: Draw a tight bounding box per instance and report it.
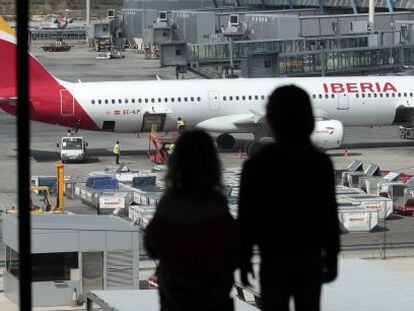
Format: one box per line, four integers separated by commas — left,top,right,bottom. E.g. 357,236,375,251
311,120,344,150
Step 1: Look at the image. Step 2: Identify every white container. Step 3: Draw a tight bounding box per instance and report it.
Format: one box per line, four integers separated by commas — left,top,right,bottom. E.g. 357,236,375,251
379,181,405,198
99,192,128,210
338,206,379,232
364,177,384,195
128,205,157,229
347,172,365,188
345,195,393,219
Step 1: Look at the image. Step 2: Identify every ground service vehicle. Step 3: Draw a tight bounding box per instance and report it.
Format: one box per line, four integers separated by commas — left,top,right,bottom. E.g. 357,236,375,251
57,136,88,163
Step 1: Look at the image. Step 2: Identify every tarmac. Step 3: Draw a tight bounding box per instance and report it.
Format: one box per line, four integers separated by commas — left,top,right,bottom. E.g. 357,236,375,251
2,46,414,308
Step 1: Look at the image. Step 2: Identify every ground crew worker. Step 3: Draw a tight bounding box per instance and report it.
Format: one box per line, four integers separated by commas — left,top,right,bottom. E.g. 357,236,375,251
113,141,120,164
168,143,175,155
66,129,72,136
176,117,185,133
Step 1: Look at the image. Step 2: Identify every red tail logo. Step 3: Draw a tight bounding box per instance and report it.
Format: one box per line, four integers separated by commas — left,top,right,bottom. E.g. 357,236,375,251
0,16,98,130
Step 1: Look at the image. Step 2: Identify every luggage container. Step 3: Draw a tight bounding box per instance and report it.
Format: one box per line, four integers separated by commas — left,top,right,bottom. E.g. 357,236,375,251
89,164,141,183
363,177,384,195
64,177,87,199
346,171,365,188
364,164,380,177
340,160,364,186
335,186,365,195
145,191,163,206
383,171,402,181
342,194,393,219
86,176,119,189
92,192,134,214
128,205,157,229
132,187,164,205
379,181,405,198
338,206,379,232
405,177,414,188
344,163,380,189
394,188,414,216
132,176,157,190
80,188,133,213
347,160,364,172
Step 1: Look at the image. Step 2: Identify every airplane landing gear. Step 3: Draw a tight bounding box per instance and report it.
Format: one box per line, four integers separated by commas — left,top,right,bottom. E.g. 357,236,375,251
216,134,235,149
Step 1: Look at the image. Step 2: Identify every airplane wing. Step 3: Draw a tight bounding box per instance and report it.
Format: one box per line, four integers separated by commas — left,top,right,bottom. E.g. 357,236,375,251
196,111,266,133
313,108,330,121
196,108,332,133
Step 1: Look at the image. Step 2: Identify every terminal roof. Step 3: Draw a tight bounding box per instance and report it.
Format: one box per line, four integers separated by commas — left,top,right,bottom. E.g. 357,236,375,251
4,214,139,231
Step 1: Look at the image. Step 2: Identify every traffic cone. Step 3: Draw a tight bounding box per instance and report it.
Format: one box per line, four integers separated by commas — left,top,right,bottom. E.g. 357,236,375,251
344,150,349,159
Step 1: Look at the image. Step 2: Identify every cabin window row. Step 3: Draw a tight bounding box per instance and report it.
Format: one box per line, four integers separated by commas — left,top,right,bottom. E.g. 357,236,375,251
222,95,267,101
312,92,414,99
312,94,336,99
356,92,414,98
91,97,202,105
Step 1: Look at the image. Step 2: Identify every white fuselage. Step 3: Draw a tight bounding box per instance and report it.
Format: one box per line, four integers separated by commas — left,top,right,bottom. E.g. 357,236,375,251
63,76,412,133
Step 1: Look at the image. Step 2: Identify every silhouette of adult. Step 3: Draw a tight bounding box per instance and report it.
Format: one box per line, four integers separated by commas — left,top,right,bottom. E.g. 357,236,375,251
238,85,340,311
145,129,238,311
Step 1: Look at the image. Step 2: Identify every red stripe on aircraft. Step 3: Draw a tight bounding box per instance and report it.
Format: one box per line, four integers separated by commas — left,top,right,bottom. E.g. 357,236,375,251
0,38,99,131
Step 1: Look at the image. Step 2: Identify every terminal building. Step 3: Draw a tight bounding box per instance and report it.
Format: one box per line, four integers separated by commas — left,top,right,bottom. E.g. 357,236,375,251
118,0,414,77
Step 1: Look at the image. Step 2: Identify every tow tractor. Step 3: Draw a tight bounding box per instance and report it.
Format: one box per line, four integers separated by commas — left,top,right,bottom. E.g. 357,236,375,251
5,163,65,215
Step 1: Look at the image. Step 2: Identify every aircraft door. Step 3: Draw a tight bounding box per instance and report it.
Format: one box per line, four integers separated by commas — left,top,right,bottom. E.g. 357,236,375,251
337,93,349,110
208,90,220,111
60,89,74,116
141,113,167,132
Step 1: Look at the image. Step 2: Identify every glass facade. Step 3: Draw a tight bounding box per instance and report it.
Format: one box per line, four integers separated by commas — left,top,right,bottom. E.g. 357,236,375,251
187,35,369,63
279,46,414,75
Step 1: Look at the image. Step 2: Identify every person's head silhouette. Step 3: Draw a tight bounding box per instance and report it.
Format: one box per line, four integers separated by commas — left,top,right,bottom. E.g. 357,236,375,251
266,85,315,143
167,129,221,197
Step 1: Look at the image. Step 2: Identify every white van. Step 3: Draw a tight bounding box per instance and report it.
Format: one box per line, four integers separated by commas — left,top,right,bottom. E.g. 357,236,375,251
57,136,88,163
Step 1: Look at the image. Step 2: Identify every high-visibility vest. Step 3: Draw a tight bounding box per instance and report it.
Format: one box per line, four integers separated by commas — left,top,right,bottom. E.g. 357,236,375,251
177,120,185,127
113,144,120,155
168,143,175,155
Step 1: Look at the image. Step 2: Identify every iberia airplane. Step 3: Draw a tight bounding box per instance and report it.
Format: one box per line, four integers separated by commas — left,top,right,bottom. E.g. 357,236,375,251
1,16,413,153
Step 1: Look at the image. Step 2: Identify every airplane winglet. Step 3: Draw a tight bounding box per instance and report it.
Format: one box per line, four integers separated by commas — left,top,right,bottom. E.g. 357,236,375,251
249,109,265,123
